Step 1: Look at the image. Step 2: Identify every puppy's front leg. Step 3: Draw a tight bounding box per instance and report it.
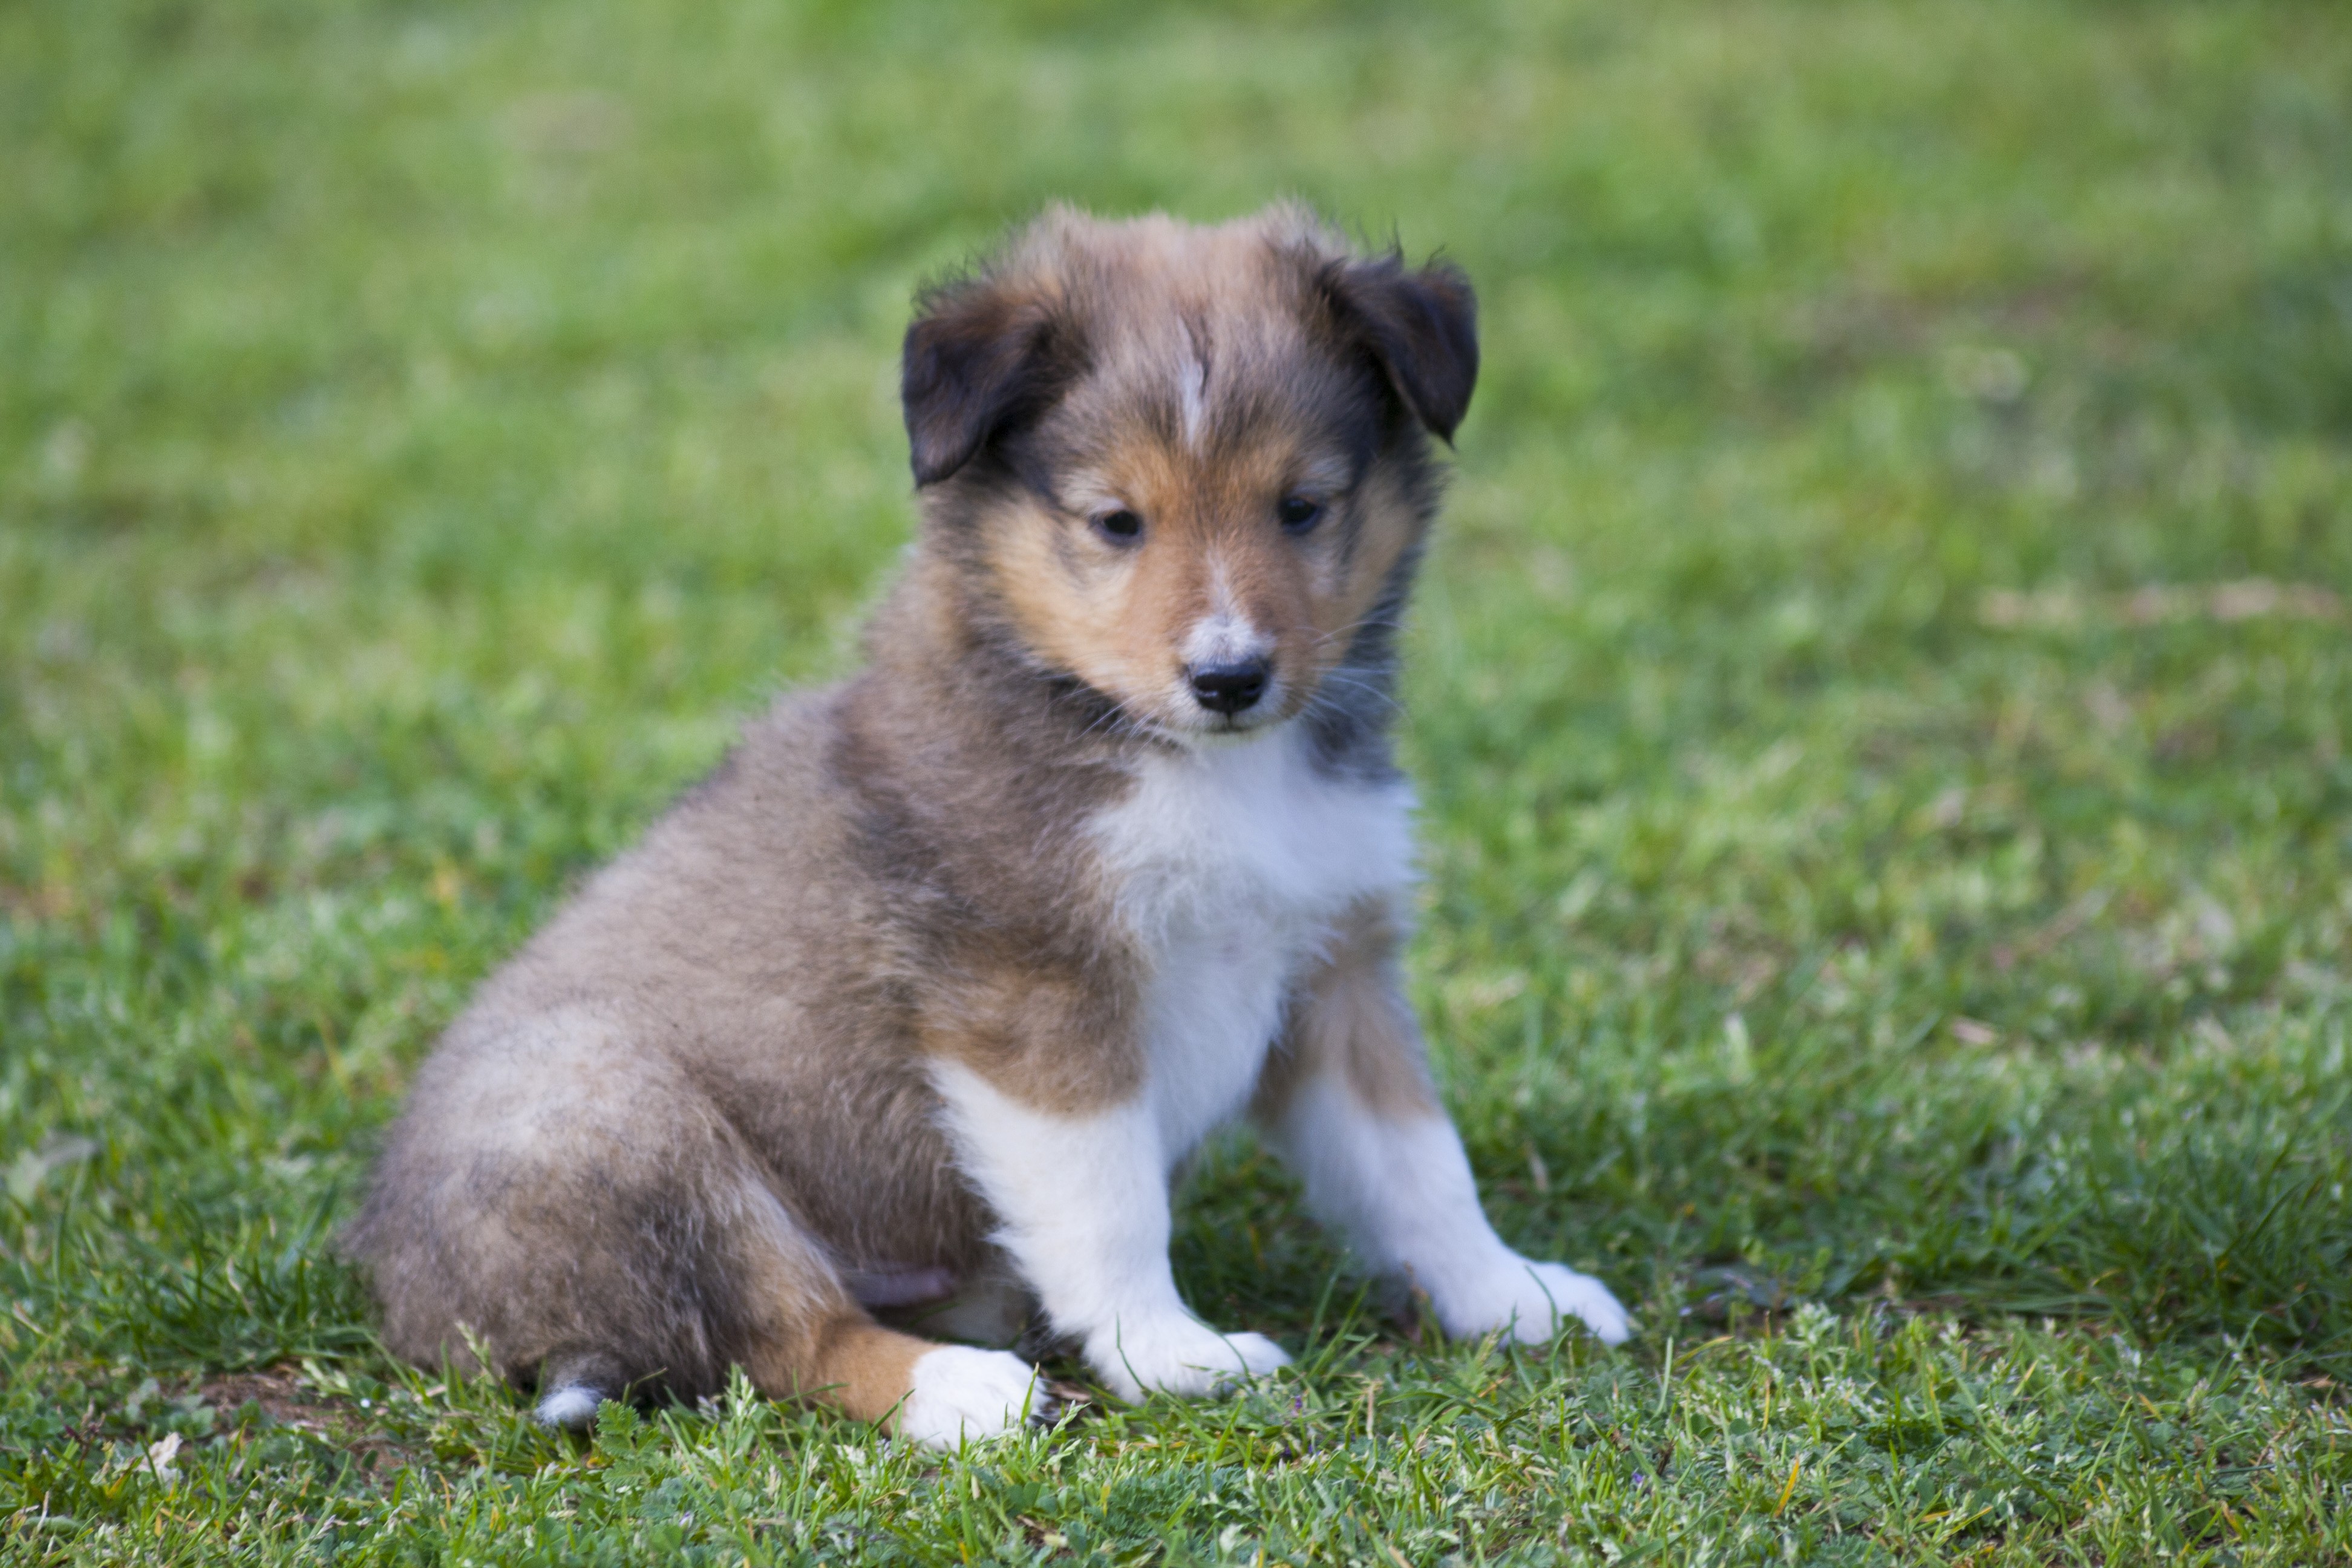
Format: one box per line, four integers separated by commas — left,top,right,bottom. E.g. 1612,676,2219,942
930,1060,1290,1405
1255,904,1630,1347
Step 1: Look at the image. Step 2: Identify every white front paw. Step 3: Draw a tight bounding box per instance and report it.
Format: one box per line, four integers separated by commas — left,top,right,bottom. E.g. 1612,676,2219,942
896,1346,1050,1448
1088,1317,1292,1404
1439,1258,1631,1347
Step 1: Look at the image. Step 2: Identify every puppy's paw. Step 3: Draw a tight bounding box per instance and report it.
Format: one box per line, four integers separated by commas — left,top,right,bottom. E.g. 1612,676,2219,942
896,1346,1051,1448
1088,1318,1291,1404
1442,1258,1631,1347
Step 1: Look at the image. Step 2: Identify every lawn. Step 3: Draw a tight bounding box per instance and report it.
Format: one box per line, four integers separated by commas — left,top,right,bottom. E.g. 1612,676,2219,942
4,0,2351,1561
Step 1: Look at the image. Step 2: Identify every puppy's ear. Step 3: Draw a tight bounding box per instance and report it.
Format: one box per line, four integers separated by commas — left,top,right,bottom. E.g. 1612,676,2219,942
1319,254,1479,442
901,277,1080,486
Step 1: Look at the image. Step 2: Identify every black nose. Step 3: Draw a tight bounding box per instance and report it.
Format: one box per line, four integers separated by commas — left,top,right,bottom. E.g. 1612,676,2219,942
1188,658,1270,715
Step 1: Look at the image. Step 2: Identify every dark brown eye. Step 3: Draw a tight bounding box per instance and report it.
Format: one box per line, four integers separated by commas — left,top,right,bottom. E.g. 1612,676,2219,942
1093,508,1143,543
1277,495,1324,533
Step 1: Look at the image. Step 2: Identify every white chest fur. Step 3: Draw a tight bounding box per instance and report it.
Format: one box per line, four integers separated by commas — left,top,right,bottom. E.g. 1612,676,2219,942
1089,728,1416,1164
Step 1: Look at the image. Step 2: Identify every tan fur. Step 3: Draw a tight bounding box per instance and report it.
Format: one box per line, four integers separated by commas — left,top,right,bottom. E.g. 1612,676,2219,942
919,957,1144,1116
1254,898,1441,1124
347,202,1480,1429
771,1314,933,1426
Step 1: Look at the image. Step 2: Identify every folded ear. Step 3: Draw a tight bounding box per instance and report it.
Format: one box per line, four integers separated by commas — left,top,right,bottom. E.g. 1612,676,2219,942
1318,253,1479,442
900,276,1082,486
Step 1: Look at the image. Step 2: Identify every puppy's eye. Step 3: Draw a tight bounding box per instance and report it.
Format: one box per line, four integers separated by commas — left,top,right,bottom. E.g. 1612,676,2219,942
1093,508,1144,544
1276,495,1324,534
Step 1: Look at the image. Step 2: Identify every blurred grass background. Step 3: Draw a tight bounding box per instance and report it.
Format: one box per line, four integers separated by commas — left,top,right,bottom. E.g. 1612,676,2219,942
4,0,2351,1561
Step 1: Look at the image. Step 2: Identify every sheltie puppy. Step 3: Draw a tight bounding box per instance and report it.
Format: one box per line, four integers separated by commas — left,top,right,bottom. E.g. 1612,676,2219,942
348,203,1628,1447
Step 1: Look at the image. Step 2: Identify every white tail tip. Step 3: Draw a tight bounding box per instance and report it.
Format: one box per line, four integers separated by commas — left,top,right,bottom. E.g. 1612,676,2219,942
534,1385,603,1429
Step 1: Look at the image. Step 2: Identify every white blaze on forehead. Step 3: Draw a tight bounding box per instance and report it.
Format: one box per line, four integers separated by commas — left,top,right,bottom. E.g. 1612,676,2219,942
1178,350,1209,449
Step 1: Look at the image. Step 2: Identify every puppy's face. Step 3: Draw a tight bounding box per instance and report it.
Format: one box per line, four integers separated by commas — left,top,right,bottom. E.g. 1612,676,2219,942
980,334,1417,740
903,207,1477,740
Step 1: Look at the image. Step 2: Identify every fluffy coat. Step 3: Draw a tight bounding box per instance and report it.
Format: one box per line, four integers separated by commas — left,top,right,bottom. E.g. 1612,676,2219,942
348,204,1627,1447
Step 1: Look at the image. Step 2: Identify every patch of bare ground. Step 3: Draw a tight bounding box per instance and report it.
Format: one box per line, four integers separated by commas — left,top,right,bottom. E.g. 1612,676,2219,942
197,1365,413,1477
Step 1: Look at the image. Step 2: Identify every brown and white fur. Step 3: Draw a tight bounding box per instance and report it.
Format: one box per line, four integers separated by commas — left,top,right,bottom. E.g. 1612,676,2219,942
348,204,1628,1448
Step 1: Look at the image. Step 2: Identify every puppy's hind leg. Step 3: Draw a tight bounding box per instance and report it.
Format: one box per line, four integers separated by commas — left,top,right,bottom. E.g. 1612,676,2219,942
726,1185,1052,1449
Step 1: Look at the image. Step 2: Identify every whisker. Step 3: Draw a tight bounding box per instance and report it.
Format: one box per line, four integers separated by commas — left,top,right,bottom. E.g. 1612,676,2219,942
1305,614,1407,652
1310,670,1405,716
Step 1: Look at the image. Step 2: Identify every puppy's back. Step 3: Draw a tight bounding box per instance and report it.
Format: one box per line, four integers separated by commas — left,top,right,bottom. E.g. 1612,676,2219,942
347,684,980,1385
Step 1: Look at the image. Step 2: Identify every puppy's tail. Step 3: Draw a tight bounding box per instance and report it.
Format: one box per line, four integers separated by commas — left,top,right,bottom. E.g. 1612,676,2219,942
533,1351,626,1430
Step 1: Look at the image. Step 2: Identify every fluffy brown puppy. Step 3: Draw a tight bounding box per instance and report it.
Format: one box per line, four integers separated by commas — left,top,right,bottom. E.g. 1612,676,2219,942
348,204,1627,1446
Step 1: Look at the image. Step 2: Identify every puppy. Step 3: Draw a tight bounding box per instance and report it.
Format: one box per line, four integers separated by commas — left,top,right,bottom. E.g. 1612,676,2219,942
348,203,1629,1448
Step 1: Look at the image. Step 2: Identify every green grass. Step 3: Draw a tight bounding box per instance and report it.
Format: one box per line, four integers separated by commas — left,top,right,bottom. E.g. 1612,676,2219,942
5,0,2351,1561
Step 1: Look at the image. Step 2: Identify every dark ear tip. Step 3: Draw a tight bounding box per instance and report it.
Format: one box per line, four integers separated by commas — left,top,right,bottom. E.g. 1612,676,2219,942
1419,253,1475,294
1320,247,1479,440
899,272,1080,488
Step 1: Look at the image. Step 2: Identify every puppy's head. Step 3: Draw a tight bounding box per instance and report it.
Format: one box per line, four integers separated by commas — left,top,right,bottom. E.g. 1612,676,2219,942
903,204,1475,740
